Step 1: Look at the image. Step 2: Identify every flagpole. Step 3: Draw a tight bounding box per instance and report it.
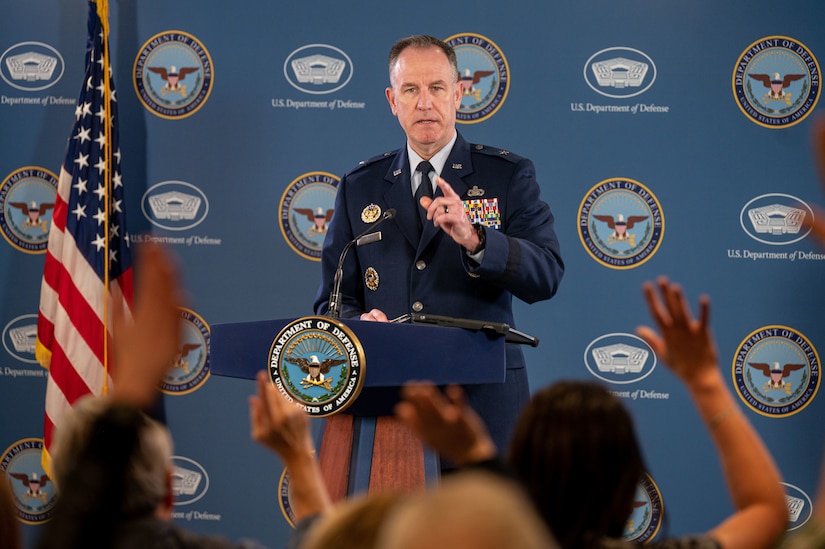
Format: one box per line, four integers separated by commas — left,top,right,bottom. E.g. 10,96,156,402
96,0,113,394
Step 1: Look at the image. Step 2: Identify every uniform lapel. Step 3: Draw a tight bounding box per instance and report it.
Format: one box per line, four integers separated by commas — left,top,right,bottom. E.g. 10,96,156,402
383,150,420,248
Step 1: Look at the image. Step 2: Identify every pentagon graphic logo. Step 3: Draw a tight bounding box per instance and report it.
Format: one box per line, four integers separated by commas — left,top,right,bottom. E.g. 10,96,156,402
584,47,657,99
141,180,209,231
784,482,814,532
0,166,58,254
279,172,339,261
269,316,365,416
0,42,64,91
1,438,58,524
733,36,820,129
134,31,214,119
160,308,211,395
622,473,663,543
283,44,353,95
445,33,509,124
2,314,38,364
170,455,210,506
579,177,664,269
740,193,813,245
733,326,820,417
584,333,657,384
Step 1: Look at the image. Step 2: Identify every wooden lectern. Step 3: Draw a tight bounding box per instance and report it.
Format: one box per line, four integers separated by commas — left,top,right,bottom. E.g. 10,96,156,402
210,317,506,502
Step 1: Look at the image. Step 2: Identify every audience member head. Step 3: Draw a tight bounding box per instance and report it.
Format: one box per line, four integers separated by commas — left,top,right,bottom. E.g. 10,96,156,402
506,380,645,549
1,474,22,549
301,490,407,549
52,395,173,519
38,396,174,549
377,470,558,549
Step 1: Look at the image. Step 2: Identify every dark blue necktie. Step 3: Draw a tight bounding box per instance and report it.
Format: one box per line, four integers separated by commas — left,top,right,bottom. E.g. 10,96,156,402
415,161,434,230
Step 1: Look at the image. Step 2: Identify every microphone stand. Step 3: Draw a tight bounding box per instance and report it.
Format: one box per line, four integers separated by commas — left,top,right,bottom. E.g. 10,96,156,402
327,208,396,319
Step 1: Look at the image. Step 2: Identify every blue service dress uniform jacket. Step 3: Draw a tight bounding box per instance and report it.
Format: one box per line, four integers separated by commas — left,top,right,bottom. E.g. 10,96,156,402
314,132,564,452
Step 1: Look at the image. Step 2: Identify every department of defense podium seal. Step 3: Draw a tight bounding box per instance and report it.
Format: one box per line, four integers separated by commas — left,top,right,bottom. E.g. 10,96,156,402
268,316,365,416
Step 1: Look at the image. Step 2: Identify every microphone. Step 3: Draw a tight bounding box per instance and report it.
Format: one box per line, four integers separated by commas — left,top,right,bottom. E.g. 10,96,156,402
356,232,382,246
327,208,396,319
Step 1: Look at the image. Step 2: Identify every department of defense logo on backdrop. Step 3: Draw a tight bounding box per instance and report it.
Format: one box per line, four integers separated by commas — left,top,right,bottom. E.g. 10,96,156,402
170,455,210,506
740,193,813,245
0,42,64,91
733,36,820,129
445,33,509,123
578,177,664,269
584,47,657,98
622,473,663,543
584,333,657,384
134,31,214,119
733,326,820,417
268,316,365,416
278,468,296,526
2,314,38,364
784,482,814,532
160,308,211,395
141,180,209,231
1,438,58,524
279,172,339,261
0,166,58,254
283,44,353,95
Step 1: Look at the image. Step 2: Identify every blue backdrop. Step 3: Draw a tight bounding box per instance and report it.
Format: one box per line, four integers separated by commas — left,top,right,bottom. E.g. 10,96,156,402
2,1,824,547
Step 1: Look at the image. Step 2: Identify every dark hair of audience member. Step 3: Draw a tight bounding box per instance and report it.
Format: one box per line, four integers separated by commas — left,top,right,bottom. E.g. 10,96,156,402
506,381,646,549
36,403,148,549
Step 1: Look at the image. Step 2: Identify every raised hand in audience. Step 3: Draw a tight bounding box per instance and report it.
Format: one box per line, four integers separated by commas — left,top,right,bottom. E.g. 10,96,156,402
636,277,787,549
394,382,497,467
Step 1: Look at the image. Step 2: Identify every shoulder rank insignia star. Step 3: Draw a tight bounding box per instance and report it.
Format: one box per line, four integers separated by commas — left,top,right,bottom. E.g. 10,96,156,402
474,144,484,150
498,150,510,155
361,204,382,223
467,185,485,197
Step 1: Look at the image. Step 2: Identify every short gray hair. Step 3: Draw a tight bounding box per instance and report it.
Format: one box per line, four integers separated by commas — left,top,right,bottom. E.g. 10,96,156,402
388,35,460,85
51,395,173,518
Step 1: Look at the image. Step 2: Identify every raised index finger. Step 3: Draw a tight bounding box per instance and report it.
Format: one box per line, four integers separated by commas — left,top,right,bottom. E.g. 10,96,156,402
435,176,459,199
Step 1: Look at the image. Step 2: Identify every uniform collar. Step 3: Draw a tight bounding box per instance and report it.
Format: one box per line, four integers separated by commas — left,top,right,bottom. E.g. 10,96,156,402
406,131,458,178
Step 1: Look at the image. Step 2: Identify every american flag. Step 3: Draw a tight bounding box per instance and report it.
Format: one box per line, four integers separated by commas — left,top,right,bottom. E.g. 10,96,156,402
36,0,133,472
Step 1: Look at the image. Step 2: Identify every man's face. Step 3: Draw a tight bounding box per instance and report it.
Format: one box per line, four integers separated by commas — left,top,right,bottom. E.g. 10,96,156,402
385,46,462,160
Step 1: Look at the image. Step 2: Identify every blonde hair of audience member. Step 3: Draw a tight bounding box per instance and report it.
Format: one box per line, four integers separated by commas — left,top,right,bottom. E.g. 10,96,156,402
300,491,407,549
377,470,558,549
51,395,174,519
1,476,22,549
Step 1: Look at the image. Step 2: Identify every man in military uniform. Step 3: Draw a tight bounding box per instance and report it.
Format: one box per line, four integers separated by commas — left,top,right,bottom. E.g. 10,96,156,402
314,35,564,453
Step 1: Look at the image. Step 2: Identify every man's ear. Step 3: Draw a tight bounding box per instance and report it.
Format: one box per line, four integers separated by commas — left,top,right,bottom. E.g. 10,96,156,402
386,86,398,115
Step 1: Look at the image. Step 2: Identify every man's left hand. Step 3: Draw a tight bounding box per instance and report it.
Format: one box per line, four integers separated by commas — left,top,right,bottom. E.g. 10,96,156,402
419,176,480,252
